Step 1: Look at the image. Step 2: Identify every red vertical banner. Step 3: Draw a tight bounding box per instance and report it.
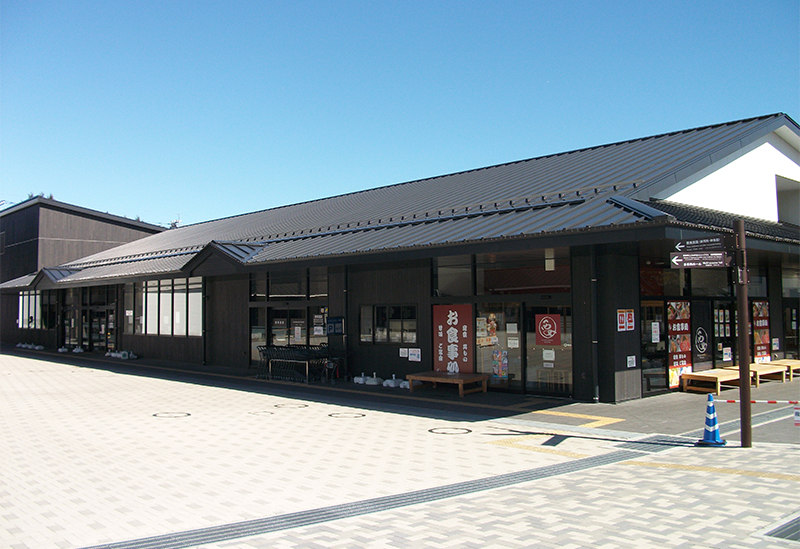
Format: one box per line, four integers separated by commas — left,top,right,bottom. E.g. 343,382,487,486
752,301,770,363
667,300,692,388
433,304,474,373
535,314,561,345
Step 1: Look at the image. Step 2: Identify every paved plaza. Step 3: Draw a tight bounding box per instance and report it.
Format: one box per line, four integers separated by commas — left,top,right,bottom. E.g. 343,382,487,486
1,351,799,549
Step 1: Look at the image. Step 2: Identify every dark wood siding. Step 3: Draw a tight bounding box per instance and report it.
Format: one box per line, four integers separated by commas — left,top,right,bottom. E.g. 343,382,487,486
0,205,40,282
346,259,432,379
206,274,249,368
38,206,161,270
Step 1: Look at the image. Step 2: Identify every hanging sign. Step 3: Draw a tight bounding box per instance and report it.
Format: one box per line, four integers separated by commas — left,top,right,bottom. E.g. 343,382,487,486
433,304,474,373
536,314,561,346
752,301,770,363
667,301,692,388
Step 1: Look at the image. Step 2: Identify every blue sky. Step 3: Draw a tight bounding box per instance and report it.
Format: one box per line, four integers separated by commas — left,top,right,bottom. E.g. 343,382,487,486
2,1,798,227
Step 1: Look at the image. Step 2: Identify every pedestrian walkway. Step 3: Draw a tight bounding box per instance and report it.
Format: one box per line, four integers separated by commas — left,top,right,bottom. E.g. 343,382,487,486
1,351,798,548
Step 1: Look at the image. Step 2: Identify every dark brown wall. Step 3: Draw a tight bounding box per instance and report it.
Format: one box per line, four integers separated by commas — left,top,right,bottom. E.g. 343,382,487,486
118,334,203,364
346,259,432,379
0,206,40,282
206,274,249,368
38,206,160,269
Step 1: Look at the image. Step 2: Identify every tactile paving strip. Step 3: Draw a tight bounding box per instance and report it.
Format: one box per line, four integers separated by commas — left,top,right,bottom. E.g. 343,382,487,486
80,449,646,549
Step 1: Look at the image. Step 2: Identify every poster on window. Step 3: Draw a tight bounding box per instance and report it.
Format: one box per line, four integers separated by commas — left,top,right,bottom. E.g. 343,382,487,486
492,350,508,378
753,301,770,363
535,314,561,346
433,304,474,373
667,300,692,388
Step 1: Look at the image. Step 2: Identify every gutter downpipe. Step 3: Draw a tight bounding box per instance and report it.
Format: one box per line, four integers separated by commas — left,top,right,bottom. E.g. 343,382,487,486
591,246,600,403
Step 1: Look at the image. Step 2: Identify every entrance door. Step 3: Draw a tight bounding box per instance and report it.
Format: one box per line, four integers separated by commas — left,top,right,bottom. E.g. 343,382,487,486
785,300,799,359
525,306,572,396
90,310,106,352
641,301,667,395
475,303,522,389
713,301,737,366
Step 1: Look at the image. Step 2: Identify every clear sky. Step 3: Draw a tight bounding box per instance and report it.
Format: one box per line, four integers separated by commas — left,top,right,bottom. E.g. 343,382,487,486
2,1,798,227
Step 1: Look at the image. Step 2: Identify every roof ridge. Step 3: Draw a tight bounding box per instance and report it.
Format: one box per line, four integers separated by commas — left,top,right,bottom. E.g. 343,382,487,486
175,114,790,230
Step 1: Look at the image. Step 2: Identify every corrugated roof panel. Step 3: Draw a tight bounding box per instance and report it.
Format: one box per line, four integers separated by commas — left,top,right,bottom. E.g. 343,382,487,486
42,113,797,276
58,254,195,283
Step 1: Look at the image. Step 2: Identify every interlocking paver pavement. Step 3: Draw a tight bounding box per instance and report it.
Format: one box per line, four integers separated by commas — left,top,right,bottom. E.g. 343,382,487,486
1,352,798,549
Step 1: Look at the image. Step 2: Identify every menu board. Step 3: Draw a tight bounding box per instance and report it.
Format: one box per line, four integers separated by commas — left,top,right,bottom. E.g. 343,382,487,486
667,300,692,388
753,301,770,363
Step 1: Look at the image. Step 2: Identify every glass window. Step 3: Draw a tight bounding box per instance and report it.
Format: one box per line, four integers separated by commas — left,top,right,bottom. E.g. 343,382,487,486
402,306,417,343
309,267,327,299
434,255,472,297
134,283,144,334
747,264,768,298
389,306,403,343
691,269,731,297
250,273,266,301
783,266,800,298
250,307,266,364
476,249,570,295
123,284,134,335
269,269,306,300
188,277,203,336
160,280,172,335
360,305,416,344
173,279,186,336
374,306,388,342
360,305,373,342
146,281,159,335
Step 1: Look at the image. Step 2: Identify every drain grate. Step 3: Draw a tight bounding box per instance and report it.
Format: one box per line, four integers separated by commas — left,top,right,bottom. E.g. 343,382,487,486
80,449,645,549
766,515,800,543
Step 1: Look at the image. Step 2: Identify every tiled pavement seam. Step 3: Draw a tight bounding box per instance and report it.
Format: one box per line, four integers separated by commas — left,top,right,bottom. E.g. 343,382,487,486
79,450,649,549
78,436,693,549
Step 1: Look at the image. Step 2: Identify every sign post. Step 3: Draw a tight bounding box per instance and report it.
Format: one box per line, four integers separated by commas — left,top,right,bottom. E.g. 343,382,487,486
671,231,751,447
733,220,752,448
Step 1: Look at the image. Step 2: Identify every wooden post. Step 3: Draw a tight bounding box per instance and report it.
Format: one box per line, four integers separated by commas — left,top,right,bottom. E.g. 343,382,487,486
734,219,752,448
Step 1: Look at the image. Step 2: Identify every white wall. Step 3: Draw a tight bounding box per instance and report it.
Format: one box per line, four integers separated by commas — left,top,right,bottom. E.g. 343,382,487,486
658,134,800,223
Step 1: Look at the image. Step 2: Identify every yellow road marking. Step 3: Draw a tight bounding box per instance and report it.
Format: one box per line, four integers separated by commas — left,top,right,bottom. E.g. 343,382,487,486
622,461,800,482
486,435,589,458
531,410,626,428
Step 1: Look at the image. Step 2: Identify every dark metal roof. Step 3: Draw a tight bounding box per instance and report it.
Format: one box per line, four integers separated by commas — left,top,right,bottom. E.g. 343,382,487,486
13,111,792,286
0,196,164,233
649,199,800,243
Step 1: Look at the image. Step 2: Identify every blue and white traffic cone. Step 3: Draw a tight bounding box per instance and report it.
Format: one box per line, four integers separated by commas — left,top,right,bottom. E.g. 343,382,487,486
696,394,726,447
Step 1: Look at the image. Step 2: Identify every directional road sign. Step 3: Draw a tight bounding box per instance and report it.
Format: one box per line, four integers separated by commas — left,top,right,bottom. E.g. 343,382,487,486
670,251,732,269
673,236,732,253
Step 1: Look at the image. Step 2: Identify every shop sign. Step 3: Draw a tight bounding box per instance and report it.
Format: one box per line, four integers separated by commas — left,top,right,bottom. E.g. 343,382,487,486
433,304,474,373
667,300,692,388
617,309,635,332
536,314,561,345
753,301,770,363
670,251,731,268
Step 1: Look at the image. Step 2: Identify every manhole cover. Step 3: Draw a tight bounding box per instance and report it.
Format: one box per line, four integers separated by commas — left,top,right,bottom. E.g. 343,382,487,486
248,411,274,416
429,427,472,435
328,412,365,418
274,403,308,409
153,412,191,418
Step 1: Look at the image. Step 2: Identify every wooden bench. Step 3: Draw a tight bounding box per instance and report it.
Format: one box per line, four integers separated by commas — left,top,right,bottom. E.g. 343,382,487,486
769,359,800,382
406,371,490,397
681,368,744,395
723,363,786,386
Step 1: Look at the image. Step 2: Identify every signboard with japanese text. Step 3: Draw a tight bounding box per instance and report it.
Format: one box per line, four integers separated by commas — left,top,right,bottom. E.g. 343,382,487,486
535,314,561,346
667,300,692,388
752,301,770,363
433,304,474,373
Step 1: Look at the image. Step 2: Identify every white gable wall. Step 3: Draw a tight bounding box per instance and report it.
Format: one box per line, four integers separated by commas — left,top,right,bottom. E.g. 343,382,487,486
656,132,800,223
